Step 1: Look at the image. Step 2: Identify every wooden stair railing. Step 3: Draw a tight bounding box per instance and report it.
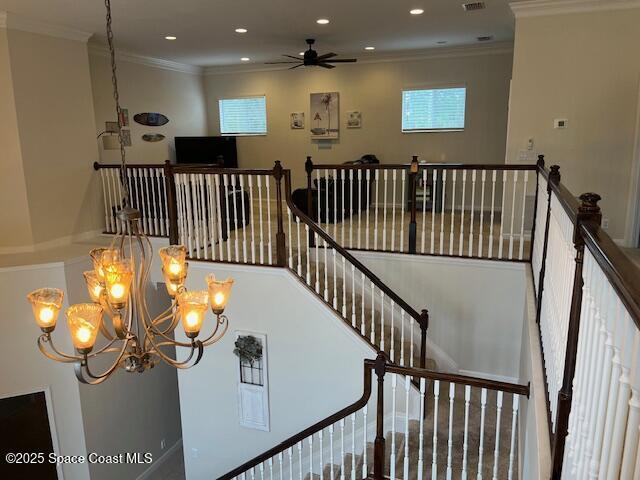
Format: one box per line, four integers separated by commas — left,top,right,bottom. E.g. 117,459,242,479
284,169,430,370
217,352,530,480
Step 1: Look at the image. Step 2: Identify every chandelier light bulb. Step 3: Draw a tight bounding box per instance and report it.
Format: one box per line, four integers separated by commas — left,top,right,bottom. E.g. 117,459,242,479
66,303,103,353
27,288,64,332
206,274,234,314
178,291,209,338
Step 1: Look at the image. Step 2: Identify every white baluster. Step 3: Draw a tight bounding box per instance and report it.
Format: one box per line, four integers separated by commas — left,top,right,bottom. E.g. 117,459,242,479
333,168,338,240
143,168,154,235
478,170,486,257
459,170,467,256
309,435,314,478
361,273,366,336
447,383,455,480
279,452,283,480
198,174,209,259
266,176,273,264
257,175,265,264
390,373,397,480
248,175,256,263
99,170,111,232
449,170,457,255
315,233,320,294
390,302,395,362
400,170,406,252
430,169,436,254
340,170,345,247
508,171,518,260
349,170,354,249
319,429,324,480
469,170,476,257
508,395,519,480
392,169,398,252
206,175,217,261
332,248,337,309
269,458,273,480
374,170,380,250
362,406,368,479
477,388,487,480
184,174,195,258
223,174,232,261
342,257,347,317
488,171,497,258
620,329,640,478
462,385,471,480
351,413,356,480
214,174,224,261
383,169,388,250
323,239,329,302
404,375,411,479
365,170,371,250
340,419,346,480
432,380,440,479
370,282,375,344
329,424,335,480
161,168,169,235
498,171,507,259
518,171,528,260
400,311,405,366
380,292,385,352
439,170,447,254
298,442,303,480
305,225,311,285
351,265,357,327
150,168,161,235
491,391,503,480
418,377,426,480
287,208,293,269
239,175,248,263
357,170,362,249
296,217,302,275
420,168,427,253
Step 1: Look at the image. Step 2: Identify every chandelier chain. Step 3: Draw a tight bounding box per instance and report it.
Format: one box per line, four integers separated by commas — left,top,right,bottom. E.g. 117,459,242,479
104,0,129,206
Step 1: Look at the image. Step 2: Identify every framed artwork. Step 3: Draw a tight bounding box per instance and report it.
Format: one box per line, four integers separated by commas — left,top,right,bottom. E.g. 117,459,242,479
119,108,129,127
120,129,132,147
347,111,362,128
310,92,339,139
290,112,305,129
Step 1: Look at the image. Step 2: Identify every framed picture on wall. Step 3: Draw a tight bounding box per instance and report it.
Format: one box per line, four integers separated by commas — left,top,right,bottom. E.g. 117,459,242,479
310,92,339,139
347,111,362,128
290,112,305,129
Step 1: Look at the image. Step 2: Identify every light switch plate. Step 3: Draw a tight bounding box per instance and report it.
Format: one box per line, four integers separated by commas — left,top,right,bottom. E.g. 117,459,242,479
554,118,568,129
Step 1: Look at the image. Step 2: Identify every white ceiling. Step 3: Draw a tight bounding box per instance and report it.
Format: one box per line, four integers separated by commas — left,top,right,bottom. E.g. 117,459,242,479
0,0,518,66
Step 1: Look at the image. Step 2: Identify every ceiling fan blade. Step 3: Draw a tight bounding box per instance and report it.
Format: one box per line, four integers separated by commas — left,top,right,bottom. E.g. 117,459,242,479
318,62,336,69
289,64,304,70
283,55,303,60
264,61,302,64
317,52,337,60
326,58,357,63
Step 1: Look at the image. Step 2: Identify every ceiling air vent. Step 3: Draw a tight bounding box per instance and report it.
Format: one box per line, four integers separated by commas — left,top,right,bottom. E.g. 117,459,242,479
477,35,494,42
462,2,486,11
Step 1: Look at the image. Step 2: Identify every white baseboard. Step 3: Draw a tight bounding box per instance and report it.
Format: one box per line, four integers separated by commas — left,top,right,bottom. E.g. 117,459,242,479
136,438,183,480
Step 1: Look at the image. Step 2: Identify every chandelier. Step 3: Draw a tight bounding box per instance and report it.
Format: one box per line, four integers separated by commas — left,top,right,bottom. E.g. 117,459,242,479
25,0,232,384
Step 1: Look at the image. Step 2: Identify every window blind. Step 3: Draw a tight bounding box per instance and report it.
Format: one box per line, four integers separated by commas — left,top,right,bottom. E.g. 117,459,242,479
219,96,267,135
402,87,466,132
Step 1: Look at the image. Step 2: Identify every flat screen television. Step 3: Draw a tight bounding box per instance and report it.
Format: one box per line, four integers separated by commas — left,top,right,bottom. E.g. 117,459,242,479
174,136,238,167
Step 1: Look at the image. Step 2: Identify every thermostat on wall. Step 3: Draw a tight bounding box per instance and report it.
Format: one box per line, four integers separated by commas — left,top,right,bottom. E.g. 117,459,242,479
554,118,568,129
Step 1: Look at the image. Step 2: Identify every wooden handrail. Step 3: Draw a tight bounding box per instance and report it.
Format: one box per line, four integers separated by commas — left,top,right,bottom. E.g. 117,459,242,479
383,362,530,397
309,162,538,171
94,161,165,169
172,165,276,175
217,361,375,480
283,170,425,326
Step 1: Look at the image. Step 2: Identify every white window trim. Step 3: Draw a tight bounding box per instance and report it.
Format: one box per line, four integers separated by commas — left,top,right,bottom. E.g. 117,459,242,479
218,94,268,136
401,84,467,133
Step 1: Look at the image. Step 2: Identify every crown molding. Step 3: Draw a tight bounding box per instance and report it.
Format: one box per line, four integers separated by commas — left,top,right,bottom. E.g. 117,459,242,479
88,44,203,75
510,0,640,18
203,42,514,76
0,10,92,42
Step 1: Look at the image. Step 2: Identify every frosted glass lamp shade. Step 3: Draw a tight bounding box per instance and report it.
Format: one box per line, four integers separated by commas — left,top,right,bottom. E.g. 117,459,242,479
66,303,103,353
27,288,64,332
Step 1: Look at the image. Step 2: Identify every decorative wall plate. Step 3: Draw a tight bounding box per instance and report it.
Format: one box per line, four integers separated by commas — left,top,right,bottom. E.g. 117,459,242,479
142,133,166,142
134,112,169,126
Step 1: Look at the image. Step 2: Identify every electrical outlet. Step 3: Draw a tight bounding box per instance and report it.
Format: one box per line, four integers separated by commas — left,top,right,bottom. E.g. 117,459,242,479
518,150,528,162
160,439,166,450
602,217,609,230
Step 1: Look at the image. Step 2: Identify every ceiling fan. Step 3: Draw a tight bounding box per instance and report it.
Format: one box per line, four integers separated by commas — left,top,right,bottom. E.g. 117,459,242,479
265,39,357,69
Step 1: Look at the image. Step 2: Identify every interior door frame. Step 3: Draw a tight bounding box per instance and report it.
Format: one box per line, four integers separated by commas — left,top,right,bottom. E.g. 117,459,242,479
0,386,64,480
625,75,640,247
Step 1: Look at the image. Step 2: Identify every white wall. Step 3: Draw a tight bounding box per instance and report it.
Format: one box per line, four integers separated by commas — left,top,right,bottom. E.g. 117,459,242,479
89,48,208,165
204,49,513,188
352,251,527,382
172,262,377,479
507,6,640,242
0,262,90,480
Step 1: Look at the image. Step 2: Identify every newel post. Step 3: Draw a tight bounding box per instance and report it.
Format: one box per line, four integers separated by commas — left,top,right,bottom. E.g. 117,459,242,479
550,192,601,479
273,161,287,267
373,352,387,480
528,155,545,260
408,156,419,254
164,160,179,245
419,309,429,369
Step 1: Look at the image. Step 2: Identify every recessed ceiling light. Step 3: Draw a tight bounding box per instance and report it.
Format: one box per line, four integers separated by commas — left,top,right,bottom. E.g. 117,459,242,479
235,28,248,33
316,18,330,25
410,8,424,15
165,36,177,40
365,46,375,51
240,57,250,62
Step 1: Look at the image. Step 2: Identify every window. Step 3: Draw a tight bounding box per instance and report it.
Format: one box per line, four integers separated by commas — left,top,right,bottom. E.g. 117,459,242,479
218,96,267,135
402,87,466,132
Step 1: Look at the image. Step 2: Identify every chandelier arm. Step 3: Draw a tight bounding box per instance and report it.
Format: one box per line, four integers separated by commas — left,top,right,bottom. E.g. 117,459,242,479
148,337,203,369
202,316,230,347
98,313,116,341
198,314,223,344
144,322,194,348
38,334,83,363
77,339,130,383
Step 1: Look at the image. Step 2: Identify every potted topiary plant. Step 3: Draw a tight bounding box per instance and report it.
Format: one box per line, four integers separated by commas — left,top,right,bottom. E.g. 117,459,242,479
233,335,263,365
